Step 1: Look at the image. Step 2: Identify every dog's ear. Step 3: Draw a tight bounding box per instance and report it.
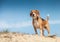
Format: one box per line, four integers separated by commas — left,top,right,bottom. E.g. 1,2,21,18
36,10,40,17
36,10,39,14
30,10,32,16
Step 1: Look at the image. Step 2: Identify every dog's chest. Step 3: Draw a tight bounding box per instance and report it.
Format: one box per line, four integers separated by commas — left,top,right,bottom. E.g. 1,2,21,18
33,20,39,28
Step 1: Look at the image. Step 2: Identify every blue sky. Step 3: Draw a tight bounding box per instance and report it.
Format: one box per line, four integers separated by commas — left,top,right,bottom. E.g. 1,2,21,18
0,0,60,36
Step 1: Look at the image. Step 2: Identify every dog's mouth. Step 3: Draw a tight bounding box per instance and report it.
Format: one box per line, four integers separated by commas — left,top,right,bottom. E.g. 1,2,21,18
31,14,37,19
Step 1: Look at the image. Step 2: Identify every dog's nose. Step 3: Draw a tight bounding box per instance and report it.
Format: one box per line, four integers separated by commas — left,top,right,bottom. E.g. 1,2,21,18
32,14,34,16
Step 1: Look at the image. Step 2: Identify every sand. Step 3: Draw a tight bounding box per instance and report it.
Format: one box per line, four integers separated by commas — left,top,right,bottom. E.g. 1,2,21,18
0,32,60,42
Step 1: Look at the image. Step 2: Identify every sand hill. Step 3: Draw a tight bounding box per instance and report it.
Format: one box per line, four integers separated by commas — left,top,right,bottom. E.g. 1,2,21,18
0,32,60,42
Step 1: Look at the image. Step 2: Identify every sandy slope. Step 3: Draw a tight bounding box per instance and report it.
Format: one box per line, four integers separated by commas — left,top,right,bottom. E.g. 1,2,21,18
0,32,60,42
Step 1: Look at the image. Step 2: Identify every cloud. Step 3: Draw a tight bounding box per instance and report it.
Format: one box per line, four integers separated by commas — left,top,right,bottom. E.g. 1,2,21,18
0,20,60,28
0,21,32,28
49,20,60,24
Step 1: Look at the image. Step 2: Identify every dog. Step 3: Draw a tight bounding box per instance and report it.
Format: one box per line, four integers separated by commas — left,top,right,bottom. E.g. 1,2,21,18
30,10,50,36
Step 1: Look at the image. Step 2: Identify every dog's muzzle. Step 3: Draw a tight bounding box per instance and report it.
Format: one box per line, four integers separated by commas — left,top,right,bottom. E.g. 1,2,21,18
30,12,36,18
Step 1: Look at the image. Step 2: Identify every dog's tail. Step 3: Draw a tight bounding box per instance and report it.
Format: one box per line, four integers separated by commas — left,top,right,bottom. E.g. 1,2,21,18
46,14,49,21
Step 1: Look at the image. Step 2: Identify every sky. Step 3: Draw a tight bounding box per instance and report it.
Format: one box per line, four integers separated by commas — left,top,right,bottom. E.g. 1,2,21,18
0,0,60,36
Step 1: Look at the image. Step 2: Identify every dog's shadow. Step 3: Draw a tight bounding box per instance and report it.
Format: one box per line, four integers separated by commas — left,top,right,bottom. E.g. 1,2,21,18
47,35,56,38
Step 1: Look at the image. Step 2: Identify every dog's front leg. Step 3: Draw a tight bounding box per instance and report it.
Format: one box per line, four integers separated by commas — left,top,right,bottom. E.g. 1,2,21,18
40,25,43,36
40,29,43,36
34,26,38,34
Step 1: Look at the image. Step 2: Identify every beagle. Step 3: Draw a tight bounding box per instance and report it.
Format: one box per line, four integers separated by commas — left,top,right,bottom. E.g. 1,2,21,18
30,10,50,36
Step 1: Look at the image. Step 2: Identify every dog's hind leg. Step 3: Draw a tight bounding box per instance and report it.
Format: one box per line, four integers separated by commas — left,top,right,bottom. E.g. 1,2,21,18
46,24,50,36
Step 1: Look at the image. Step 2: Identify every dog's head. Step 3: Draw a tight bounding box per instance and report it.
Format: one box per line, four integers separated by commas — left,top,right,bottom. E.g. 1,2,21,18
30,10,40,19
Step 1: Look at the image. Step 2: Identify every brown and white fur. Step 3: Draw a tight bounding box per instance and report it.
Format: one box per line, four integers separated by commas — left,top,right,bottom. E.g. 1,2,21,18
30,10,50,36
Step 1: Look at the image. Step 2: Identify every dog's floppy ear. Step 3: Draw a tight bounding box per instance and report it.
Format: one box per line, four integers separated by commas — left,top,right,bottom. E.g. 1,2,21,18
30,10,32,16
36,10,40,17
36,10,40,14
